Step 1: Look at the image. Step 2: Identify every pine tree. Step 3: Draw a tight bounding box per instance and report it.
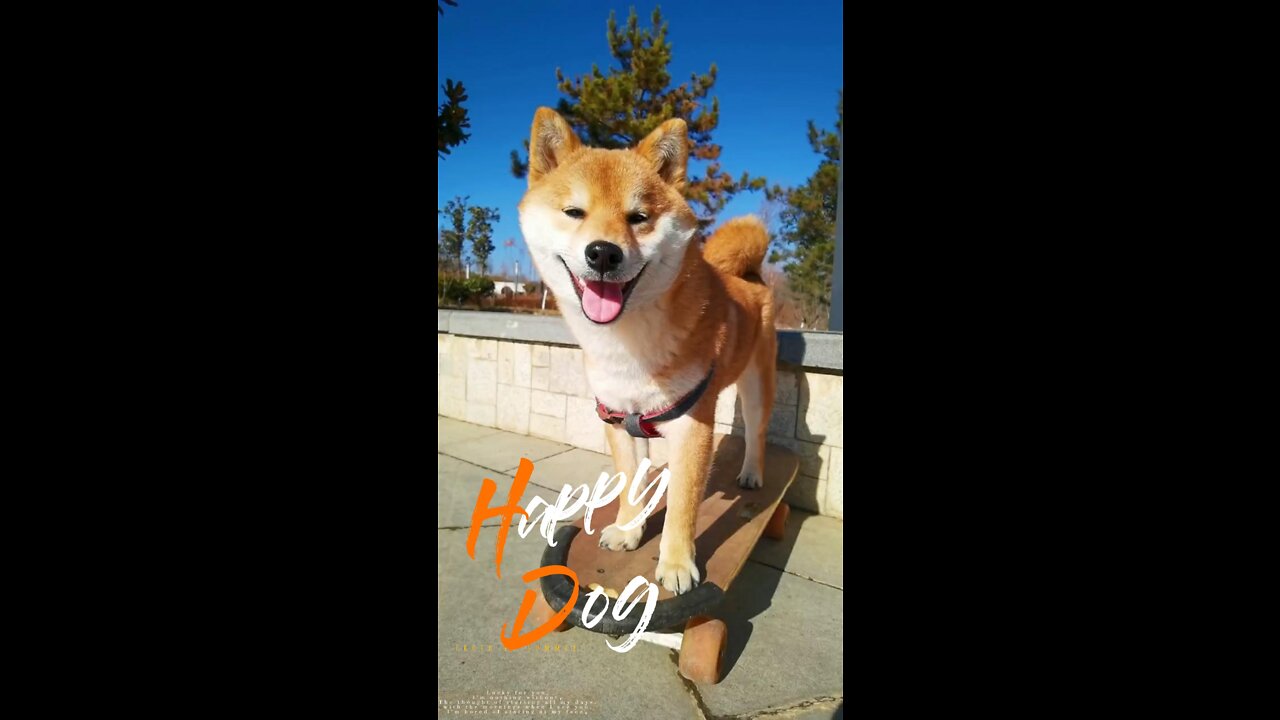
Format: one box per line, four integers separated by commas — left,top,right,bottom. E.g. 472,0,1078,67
510,6,765,230
437,1,469,159
769,91,842,330
438,80,470,159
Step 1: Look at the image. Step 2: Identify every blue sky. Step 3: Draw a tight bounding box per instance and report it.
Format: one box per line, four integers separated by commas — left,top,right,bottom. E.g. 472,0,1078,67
438,0,843,279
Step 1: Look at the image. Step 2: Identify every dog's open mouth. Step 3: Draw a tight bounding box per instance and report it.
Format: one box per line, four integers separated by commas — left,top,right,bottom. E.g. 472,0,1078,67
561,258,646,324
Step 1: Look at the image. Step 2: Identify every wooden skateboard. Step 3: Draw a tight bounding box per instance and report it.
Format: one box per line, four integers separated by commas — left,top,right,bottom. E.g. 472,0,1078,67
535,434,799,684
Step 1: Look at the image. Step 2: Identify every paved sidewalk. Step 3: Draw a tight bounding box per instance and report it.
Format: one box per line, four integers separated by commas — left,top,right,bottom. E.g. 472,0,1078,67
437,417,844,720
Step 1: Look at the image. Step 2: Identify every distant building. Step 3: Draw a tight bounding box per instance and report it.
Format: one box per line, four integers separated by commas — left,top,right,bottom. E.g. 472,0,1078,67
492,281,528,295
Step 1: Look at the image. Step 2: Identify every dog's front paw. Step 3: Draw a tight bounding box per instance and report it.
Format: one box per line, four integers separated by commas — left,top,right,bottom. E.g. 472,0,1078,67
655,553,701,594
598,522,644,551
737,471,763,489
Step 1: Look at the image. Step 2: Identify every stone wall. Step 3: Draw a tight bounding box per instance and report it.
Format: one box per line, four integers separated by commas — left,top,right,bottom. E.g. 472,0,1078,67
437,314,843,520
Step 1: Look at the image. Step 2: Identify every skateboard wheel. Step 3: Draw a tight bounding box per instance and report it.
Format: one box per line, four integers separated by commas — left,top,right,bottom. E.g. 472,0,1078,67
764,502,789,541
678,617,727,684
534,592,571,633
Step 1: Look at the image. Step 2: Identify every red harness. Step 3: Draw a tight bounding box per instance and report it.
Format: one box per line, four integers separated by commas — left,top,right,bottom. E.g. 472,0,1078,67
594,365,715,438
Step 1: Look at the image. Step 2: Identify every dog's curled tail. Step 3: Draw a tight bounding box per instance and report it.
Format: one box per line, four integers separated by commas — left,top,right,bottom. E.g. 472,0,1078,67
703,215,770,278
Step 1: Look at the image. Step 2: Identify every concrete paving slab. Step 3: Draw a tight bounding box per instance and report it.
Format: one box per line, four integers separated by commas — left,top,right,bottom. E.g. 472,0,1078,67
437,526,702,720
698,562,844,717
438,421,844,718
443,432,573,475
505,447,615,486
438,417,503,447
749,510,844,590
439,453,512,529
438,454,586,529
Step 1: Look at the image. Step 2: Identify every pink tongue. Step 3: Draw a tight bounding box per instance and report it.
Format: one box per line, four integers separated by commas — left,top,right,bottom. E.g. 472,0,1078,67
582,280,624,322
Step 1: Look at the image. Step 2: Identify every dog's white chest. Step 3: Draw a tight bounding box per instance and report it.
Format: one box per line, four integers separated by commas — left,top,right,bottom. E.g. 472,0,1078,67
568,314,705,413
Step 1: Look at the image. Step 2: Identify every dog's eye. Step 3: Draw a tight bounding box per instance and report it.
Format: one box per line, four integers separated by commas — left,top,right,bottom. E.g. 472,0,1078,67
626,212,648,225
563,207,585,219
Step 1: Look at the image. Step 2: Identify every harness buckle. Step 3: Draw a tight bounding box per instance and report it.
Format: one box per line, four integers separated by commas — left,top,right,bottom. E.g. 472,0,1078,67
622,413,661,439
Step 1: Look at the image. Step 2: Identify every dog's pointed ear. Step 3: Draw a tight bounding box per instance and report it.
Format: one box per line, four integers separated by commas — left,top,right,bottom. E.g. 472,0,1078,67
528,108,581,186
636,119,689,190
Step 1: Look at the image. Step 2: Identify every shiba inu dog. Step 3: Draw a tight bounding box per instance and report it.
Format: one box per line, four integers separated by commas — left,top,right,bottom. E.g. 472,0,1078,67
517,107,776,595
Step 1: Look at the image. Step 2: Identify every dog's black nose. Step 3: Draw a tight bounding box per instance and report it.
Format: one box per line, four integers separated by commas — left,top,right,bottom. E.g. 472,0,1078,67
584,241,624,274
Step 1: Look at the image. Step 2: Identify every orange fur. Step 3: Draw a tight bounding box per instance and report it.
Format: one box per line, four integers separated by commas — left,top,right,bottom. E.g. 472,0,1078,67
703,215,770,279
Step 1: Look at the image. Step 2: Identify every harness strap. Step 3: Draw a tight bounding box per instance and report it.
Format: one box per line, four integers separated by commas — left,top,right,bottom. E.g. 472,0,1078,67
596,365,715,438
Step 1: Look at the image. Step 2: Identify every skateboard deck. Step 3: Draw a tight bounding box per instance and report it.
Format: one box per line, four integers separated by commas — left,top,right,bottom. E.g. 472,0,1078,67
538,434,799,633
